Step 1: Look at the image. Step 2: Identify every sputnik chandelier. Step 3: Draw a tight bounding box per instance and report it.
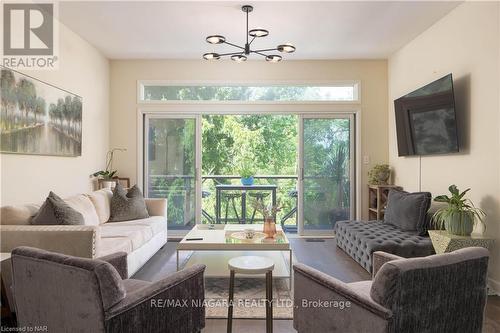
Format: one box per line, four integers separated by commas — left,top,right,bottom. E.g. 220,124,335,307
203,5,296,63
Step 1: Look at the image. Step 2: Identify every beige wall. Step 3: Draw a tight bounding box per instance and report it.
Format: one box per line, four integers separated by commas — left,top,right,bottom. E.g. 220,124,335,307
388,2,500,290
0,24,110,206
110,59,388,219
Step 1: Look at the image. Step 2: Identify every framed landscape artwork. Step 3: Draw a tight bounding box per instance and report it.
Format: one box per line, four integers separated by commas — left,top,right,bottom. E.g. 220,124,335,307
1,66,82,157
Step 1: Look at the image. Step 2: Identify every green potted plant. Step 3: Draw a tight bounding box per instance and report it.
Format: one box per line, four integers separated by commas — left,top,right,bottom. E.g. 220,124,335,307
91,170,117,188
432,185,486,236
237,161,256,186
368,164,391,185
91,148,126,188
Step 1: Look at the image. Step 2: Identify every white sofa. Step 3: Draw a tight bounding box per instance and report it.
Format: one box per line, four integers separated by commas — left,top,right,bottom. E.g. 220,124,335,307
0,189,168,277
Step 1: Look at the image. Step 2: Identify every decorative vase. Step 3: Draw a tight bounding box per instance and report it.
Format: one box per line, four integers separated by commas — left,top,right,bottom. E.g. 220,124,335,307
101,180,115,189
263,217,277,239
241,176,254,186
445,211,474,236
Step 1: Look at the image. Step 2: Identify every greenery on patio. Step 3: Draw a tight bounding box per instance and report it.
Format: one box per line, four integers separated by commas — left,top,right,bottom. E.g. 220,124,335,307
147,113,351,230
201,114,298,225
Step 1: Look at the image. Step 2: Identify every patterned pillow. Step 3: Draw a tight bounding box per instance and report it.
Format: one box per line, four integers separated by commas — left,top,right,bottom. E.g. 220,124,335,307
30,192,84,225
109,183,149,222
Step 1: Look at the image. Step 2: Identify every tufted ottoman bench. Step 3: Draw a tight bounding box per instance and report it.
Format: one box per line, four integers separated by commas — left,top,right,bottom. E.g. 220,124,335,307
335,220,434,272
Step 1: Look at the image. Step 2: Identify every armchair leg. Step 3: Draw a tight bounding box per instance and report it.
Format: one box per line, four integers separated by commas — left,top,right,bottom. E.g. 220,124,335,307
227,270,235,333
266,271,273,333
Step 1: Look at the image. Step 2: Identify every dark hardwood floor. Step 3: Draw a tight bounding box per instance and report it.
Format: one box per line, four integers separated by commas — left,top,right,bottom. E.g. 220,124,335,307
134,237,500,333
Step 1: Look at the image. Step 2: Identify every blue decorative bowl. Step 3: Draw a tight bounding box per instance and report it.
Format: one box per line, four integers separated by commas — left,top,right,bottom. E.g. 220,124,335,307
241,177,254,186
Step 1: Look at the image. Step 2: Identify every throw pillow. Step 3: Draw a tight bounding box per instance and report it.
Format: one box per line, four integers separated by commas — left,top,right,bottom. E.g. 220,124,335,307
383,189,431,232
30,192,84,225
65,194,100,226
109,183,149,222
87,189,113,223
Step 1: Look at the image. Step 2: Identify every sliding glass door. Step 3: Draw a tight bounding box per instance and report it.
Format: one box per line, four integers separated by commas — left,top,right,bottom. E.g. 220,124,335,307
144,115,200,231
143,112,355,236
298,114,355,236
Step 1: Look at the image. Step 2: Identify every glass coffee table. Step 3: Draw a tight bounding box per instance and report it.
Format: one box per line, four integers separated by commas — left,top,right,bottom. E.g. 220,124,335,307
177,224,293,287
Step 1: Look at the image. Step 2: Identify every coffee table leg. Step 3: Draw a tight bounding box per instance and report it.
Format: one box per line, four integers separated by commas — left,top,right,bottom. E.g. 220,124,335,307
266,270,273,333
289,249,293,289
176,250,179,271
227,270,235,333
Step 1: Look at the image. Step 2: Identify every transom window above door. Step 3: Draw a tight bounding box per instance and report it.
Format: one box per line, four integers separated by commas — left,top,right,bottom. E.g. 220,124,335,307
138,82,359,102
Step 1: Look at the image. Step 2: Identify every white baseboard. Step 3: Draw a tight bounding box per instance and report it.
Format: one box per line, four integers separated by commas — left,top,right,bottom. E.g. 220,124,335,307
488,277,500,295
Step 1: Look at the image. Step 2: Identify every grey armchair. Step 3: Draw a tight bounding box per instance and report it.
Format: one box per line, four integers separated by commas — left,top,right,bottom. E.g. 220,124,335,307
11,246,206,333
293,247,489,333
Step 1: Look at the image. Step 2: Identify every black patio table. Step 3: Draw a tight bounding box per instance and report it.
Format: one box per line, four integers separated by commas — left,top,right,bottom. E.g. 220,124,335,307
215,184,277,224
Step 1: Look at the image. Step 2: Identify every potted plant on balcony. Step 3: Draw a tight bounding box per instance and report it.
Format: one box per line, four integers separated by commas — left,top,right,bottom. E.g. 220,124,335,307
432,185,486,236
238,162,256,186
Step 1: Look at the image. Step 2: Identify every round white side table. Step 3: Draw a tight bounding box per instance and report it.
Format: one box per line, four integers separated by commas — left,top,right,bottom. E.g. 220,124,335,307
227,256,275,333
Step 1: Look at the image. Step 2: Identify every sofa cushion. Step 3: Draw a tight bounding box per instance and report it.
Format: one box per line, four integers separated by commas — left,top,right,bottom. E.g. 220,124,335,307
0,204,40,225
98,237,133,257
347,280,372,298
335,220,434,272
65,194,100,226
104,216,167,235
87,189,113,224
384,190,431,231
31,192,84,225
100,224,154,251
109,184,149,222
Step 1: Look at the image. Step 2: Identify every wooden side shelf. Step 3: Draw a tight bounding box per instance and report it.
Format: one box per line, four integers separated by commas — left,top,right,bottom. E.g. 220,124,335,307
368,185,402,220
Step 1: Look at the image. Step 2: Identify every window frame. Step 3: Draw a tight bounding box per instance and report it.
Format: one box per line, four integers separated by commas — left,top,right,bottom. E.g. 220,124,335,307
136,106,362,234
136,80,361,104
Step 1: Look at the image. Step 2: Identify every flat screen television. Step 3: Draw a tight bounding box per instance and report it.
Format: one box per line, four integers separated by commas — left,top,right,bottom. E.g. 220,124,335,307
394,74,459,156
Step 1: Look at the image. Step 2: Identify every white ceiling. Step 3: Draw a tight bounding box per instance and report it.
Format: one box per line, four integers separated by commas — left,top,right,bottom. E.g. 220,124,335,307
59,1,461,60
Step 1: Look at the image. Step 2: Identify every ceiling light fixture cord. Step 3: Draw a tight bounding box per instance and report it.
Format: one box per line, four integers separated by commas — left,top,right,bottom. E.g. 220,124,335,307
203,5,295,62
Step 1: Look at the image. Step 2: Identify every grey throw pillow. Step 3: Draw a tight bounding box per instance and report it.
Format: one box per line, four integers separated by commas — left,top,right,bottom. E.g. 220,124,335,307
384,190,431,231
109,183,149,222
31,192,84,225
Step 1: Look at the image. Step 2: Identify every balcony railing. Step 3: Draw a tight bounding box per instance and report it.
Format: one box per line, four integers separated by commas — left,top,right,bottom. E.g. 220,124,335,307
147,174,298,230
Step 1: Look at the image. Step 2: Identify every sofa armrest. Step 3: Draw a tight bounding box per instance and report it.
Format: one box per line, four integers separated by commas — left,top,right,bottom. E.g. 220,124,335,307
145,198,167,218
372,251,404,278
105,264,205,333
0,225,99,258
97,252,128,279
293,263,391,333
